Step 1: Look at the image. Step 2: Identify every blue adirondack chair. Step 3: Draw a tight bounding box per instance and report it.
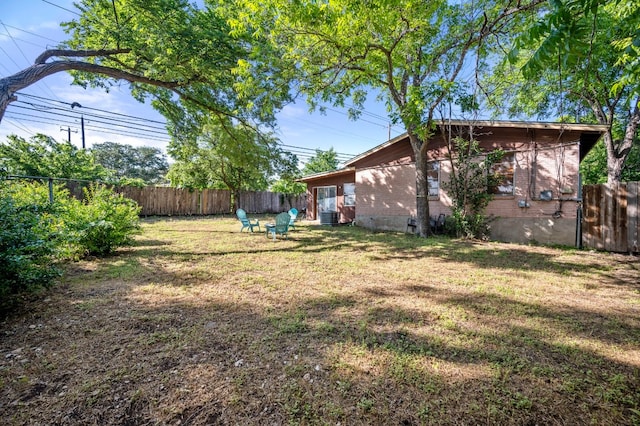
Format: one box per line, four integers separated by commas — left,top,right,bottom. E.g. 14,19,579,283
288,208,298,230
236,208,260,232
265,212,290,240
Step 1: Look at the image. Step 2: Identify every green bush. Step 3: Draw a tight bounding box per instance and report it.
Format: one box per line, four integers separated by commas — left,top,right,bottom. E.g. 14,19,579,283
0,183,62,307
66,184,141,256
0,181,142,311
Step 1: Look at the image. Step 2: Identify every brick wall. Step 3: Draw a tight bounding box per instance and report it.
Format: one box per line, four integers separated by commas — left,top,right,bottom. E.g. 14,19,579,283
354,140,583,244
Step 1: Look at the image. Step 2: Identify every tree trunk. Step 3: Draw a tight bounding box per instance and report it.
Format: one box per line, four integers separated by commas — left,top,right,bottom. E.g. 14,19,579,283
408,131,431,237
593,100,640,184
605,130,625,184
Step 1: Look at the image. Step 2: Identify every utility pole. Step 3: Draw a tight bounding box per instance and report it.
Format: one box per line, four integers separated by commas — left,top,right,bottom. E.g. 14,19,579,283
71,102,85,149
60,126,77,143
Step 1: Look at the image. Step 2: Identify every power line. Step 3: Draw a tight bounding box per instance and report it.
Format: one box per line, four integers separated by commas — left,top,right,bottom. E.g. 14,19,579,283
1,21,35,65
16,93,168,125
279,143,355,158
11,102,169,134
5,109,170,139
12,94,364,158
8,105,168,137
40,0,82,17
0,23,60,44
0,23,63,102
4,113,172,144
3,119,36,136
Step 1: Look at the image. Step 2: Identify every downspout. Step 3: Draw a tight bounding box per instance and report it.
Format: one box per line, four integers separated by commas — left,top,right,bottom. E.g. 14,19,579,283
576,133,583,249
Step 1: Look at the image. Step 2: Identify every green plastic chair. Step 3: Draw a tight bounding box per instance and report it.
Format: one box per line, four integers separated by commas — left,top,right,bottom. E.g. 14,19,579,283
236,208,260,232
288,208,298,230
265,212,290,240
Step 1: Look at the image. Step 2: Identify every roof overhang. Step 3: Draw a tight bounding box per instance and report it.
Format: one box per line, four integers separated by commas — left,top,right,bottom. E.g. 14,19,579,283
297,167,356,183
344,120,609,166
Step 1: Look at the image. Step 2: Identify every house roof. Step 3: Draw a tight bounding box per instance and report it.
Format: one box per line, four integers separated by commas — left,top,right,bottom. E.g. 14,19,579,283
344,119,609,166
297,167,355,183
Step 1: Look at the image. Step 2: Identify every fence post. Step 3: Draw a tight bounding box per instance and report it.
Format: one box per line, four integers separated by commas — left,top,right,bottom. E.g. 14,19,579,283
48,178,54,203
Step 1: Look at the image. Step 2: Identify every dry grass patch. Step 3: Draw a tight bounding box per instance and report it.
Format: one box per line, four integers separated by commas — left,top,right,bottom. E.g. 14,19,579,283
1,216,639,425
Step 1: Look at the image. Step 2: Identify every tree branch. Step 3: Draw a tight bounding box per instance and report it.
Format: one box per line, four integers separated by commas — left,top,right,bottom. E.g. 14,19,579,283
34,48,131,64
0,59,179,122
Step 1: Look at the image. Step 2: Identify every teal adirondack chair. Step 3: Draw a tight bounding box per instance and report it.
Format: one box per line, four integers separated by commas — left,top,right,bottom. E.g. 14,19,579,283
288,208,298,230
236,208,260,232
265,212,290,240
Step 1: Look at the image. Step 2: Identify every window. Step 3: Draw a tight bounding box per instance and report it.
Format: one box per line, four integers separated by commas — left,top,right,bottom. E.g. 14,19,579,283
489,153,515,196
427,161,440,198
343,183,355,206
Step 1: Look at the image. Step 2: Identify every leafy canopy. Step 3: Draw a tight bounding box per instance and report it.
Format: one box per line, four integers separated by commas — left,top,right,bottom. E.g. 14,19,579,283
60,0,291,138
490,0,640,183
0,134,107,180
167,120,298,192
91,142,169,184
301,148,340,176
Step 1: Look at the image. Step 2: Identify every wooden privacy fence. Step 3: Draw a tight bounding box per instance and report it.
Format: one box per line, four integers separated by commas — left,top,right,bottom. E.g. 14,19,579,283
114,186,305,216
582,182,639,253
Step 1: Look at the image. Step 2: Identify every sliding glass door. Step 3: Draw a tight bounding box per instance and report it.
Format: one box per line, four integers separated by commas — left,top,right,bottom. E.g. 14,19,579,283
316,186,337,213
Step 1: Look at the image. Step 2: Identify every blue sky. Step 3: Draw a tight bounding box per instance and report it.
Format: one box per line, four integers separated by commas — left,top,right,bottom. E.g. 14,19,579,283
0,0,406,165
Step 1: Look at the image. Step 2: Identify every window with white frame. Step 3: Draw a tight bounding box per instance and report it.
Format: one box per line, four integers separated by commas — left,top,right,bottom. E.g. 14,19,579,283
343,183,355,206
489,152,515,196
428,161,440,198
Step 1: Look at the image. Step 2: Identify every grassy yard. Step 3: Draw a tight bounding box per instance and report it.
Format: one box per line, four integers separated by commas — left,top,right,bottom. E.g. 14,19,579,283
1,216,639,425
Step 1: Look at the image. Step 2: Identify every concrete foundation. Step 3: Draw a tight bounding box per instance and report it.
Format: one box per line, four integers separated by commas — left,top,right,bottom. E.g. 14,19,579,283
355,214,579,247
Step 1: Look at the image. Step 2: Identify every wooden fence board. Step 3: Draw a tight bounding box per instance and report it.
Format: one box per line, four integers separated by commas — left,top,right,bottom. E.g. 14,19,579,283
113,186,305,217
628,182,639,253
582,182,638,253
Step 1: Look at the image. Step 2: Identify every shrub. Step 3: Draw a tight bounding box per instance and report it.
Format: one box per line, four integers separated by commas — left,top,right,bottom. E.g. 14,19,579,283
66,184,141,256
442,137,503,240
0,183,62,308
0,180,142,311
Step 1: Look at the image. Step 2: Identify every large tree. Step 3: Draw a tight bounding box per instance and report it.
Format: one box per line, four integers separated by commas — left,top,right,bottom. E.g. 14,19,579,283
167,120,298,206
489,0,640,184
0,0,289,136
231,0,543,236
91,142,169,184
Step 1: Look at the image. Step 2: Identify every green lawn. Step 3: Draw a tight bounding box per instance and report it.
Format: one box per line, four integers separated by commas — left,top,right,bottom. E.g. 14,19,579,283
1,216,639,425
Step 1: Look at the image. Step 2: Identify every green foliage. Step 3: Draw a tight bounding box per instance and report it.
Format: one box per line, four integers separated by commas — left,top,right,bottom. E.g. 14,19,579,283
491,0,640,183
301,148,340,175
62,0,290,141
91,142,169,184
581,138,640,184
0,182,62,307
0,134,107,180
270,178,306,196
0,180,142,311
65,185,142,257
167,120,297,192
442,137,503,239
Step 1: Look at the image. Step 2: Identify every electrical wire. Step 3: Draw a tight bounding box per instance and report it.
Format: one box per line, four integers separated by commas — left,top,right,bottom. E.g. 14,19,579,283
0,23,60,44
0,21,63,102
10,93,377,159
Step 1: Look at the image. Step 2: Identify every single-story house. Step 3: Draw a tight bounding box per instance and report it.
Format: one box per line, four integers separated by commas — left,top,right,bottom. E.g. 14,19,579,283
298,119,608,246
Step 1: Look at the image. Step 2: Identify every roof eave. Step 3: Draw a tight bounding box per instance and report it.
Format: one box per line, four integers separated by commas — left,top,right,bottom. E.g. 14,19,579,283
344,120,609,166
296,167,356,183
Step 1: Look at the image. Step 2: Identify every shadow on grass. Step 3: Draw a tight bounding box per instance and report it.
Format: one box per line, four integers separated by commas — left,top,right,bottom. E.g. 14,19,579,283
9,287,634,425
0,236,640,425
3,219,639,425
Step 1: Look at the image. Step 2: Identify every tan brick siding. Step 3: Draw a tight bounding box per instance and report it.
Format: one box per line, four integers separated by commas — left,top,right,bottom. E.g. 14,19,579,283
356,141,582,223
